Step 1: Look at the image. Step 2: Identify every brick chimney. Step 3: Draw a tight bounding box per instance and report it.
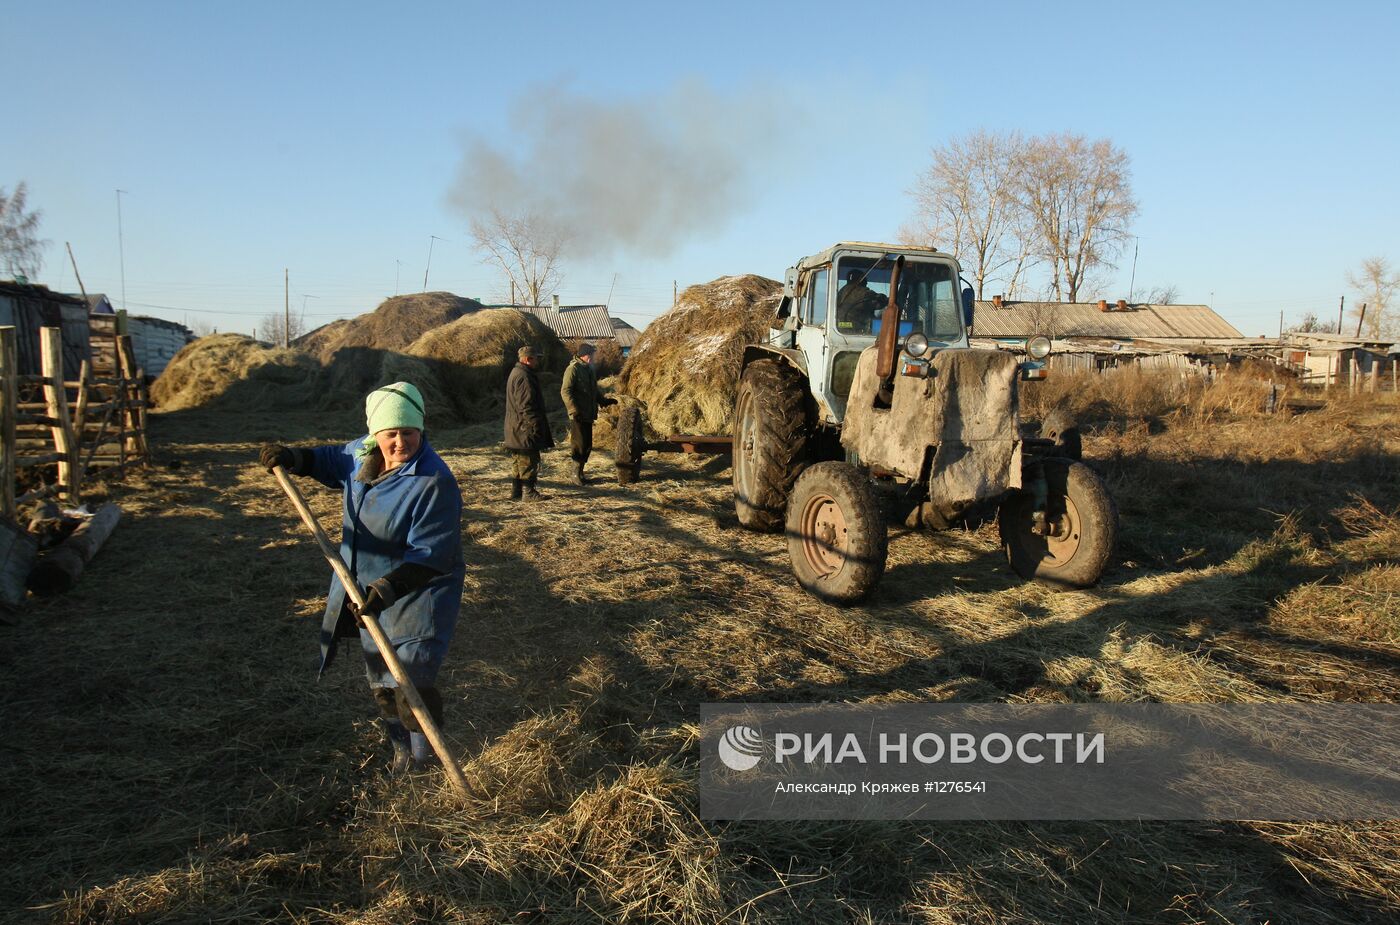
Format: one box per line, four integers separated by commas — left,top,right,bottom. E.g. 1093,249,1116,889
992,295,1004,309
1116,299,1128,311
1097,299,1109,312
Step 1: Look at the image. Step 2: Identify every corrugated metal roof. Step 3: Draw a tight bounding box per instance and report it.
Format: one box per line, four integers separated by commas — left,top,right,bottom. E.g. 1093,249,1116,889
610,317,642,348
971,301,1242,340
497,303,618,340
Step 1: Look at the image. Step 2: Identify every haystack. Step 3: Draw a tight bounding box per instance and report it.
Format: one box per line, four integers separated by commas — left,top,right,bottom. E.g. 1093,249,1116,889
405,308,569,412
150,334,320,411
313,347,460,426
615,274,781,436
296,292,484,363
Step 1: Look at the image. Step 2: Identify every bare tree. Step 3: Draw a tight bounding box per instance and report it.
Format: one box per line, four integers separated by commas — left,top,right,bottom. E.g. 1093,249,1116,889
1345,256,1399,339
1014,134,1138,302
469,207,565,307
260,311,306,347
1286,312,1338,334
1142,284,1180,305
1,182,46,280
906,131,1037,299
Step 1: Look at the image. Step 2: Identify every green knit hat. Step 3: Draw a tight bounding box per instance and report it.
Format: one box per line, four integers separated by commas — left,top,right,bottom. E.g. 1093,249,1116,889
365,381,425,435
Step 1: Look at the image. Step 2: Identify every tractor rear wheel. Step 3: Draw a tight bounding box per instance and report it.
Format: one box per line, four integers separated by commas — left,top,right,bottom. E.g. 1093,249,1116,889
786,462,887,605
999,458,1116,588
614,404,646,485
733,359,810,531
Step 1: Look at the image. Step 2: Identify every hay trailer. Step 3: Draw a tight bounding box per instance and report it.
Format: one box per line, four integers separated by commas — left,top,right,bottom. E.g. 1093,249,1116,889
616,242,1117,604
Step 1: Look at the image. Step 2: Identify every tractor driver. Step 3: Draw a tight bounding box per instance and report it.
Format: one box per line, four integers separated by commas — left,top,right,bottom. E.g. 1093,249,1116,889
835,269,884,336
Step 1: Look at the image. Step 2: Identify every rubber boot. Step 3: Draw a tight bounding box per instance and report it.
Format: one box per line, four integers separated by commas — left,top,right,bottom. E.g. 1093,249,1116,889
525,475,548,501
383,719,412,775
574,460,589,485
510,478,523,501
410,731,440,769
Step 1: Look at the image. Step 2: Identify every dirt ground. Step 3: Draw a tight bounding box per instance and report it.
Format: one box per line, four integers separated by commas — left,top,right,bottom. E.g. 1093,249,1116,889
3,394,1399,923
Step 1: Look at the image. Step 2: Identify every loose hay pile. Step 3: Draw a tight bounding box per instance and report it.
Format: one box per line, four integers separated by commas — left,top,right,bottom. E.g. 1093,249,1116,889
296,292,485,363
153,304,568,425
616,275,781,437
150,334,320,411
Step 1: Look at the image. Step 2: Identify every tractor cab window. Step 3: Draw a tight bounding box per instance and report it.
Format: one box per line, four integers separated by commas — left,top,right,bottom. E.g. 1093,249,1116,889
835,256,962,342
804,268,829,326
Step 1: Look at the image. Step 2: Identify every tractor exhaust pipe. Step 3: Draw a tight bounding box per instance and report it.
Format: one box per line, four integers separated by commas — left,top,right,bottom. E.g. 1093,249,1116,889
874,255,905,385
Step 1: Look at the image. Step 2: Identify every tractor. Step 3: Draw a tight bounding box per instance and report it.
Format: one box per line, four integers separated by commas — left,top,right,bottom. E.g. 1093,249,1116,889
618,242,1117,604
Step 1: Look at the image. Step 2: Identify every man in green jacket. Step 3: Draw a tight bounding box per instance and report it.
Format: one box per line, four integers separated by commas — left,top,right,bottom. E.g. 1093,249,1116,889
560,343,617,484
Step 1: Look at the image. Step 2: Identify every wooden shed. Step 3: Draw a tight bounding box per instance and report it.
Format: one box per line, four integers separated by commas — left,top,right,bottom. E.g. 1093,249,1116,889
0,281,91,379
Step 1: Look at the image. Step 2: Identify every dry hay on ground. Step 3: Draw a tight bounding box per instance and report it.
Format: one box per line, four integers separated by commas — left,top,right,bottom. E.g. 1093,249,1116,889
406,308,570,413
616,274,781,437
150,333,320,411
296,292,485,363
9,382,1400,923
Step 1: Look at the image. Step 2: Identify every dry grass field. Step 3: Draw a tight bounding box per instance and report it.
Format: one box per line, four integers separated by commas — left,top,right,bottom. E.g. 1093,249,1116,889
3,372,1399,923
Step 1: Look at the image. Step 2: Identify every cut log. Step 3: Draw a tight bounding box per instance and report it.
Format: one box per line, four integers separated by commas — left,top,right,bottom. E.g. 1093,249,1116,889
27,502,121,596
0,515,37,607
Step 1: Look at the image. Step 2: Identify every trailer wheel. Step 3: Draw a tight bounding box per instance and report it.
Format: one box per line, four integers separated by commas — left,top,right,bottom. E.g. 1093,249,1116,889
734,359,811,531
999,459,1116,588
614,403,645,485
786,462,887,605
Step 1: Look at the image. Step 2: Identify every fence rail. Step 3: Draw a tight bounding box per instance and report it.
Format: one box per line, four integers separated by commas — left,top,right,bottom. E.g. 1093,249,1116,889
0,325,150,518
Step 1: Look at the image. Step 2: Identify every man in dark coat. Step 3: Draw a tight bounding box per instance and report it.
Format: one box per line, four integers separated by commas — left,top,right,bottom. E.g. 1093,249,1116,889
504,344,554,501
560,343,617,484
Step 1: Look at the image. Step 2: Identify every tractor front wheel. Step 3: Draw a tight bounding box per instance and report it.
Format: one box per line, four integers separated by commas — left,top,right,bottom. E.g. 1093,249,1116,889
734,359,811,531
999,458,1116,588
786,462,887,605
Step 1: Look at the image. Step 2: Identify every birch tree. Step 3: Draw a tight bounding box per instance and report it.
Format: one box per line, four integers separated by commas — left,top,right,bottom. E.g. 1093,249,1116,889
469,207,565,307
1,182,45,280
1346,256,1399,338
1014,134,1137,302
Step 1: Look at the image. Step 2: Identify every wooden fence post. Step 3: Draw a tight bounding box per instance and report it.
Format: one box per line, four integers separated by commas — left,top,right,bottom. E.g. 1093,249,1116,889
116,336,141,462
0,327,16,520
41,327,81,503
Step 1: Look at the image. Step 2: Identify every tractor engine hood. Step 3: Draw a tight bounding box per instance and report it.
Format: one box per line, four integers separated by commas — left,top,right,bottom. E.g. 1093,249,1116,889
841,347,1022,508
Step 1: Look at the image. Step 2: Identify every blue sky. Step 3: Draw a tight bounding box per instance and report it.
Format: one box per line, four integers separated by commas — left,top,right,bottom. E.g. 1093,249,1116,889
4,0,1397,338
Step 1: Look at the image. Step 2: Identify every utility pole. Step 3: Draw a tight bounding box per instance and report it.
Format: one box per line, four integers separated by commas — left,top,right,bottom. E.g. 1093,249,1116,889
1128,237,1139,304
115,189,128,312
606,272,618,308
66,242,90,303
395,259,402,296
673,280,678,309
284,269,290,348
423,235,444,292
1355,303,1367,339
1278,309,1283,339
1337,295,1345,335
510,280,516,305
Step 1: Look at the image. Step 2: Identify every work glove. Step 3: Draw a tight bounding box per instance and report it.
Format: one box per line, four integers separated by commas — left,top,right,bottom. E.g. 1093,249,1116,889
259,444,294,471
260,444,311,475
352,578,396,619
350,564,440,619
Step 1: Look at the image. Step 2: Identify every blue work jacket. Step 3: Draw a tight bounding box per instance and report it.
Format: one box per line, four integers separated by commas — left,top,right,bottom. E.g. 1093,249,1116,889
308,436,465,682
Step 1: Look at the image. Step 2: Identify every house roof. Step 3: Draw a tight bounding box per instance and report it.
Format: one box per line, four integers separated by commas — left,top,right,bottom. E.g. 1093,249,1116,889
610,317,642,348
972,300,1243,340
498,303,619,340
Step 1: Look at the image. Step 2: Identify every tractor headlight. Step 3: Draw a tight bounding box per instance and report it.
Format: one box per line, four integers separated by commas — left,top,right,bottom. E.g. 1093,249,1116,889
1026,335,1052,360
903,332,929,357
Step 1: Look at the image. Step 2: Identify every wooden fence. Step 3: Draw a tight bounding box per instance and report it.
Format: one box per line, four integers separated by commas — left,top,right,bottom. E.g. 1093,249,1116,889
0,325,150,517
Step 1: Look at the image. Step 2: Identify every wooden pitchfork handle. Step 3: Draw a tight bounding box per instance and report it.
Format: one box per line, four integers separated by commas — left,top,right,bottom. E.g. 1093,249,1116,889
272,465,471,799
